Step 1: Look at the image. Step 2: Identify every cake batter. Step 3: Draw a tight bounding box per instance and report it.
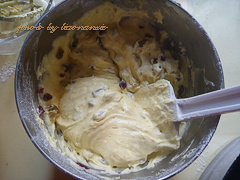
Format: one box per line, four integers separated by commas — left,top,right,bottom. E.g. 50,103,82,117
37,2,189,173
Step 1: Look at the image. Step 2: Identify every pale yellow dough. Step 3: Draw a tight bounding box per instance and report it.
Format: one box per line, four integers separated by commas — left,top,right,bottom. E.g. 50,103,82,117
37,2,188,173
58,76,178,168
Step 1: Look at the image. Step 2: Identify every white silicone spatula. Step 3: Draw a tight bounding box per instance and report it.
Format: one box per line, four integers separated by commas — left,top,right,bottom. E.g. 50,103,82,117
168,83,240,122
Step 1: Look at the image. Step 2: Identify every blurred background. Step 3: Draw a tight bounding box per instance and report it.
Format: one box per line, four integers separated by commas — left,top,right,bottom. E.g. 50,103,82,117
0,0,239,179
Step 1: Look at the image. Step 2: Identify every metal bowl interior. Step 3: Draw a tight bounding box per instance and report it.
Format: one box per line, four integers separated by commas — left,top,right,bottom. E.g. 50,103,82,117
15,0,224,179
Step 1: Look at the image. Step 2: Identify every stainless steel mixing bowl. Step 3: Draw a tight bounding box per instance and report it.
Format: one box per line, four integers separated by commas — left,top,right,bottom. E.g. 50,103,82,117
15,0,224,179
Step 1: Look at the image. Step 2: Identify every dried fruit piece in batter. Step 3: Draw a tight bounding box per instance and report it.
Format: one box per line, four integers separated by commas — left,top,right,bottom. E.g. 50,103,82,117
76,162,89,169
43,93,52,101
38,105,45,115
56,47,64,59
119,79,127,89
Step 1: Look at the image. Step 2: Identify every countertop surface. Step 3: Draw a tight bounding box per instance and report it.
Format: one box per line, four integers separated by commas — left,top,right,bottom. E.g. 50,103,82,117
0,0,239,179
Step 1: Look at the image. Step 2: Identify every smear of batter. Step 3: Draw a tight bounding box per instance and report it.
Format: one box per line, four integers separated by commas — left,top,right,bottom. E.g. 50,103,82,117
37,2,189,173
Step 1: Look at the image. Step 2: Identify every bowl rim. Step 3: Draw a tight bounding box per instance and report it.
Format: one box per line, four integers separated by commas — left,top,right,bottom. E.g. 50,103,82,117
15,0,225,179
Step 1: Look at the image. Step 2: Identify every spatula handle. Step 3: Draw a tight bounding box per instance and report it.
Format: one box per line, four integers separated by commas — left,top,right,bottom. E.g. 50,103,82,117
176,85,240,121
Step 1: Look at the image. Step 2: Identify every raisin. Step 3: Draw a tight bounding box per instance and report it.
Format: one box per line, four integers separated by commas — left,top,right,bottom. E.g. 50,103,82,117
163,38,173,50
70,33,78,50
38,105,45,115
37,88,44,94
171,41,181,60
88,65,95,70
163,39,181,60
138,39,146,47
151,58,158,64
62,64,72,72
76,162,89,169
176,76,181,81
119,79,127,90
172,51,180,60
71,39,78,49
43,93,52,101
145,33,153,38
56,47,64,59
96,36,107,51
59,73,65,77
160,56,166,61
178,85,184,97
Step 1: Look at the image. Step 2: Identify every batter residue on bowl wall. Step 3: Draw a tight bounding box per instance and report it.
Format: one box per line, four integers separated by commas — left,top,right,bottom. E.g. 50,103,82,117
37,2,190,174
